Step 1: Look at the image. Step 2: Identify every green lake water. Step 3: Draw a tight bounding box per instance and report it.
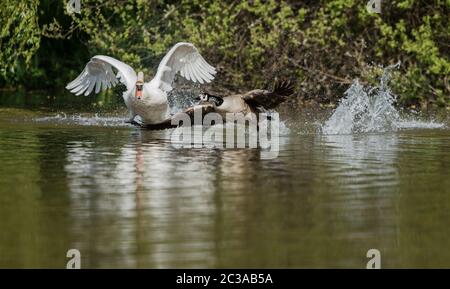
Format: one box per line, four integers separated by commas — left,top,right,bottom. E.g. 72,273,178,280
0,92,449,268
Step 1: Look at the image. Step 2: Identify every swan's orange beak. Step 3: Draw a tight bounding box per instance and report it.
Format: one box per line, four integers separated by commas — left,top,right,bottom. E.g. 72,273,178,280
135,83,143,99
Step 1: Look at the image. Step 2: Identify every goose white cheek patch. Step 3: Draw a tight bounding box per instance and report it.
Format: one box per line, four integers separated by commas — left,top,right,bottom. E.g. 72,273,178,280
169,110,280,160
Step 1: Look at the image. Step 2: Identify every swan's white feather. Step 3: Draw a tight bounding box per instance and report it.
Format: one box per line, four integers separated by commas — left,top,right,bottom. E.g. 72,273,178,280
153,42,216,92
66,43,216,124
66,55,137,96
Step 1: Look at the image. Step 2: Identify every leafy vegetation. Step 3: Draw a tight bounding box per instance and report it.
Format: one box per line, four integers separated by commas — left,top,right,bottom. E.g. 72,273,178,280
0,0,40,83
1,0,448,108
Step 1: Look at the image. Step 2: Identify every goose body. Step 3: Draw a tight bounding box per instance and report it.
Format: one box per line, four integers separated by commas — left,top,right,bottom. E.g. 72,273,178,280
199,81,295,120
214,94,253,114
66,42,216,124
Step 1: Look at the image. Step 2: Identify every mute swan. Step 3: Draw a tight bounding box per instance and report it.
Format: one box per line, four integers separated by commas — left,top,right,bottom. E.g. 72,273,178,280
66,42,216,124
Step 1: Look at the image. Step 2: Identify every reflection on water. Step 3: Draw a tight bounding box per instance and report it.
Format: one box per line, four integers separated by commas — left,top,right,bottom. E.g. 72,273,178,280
317,134,400,266
63,129,291,268
0,111,449,268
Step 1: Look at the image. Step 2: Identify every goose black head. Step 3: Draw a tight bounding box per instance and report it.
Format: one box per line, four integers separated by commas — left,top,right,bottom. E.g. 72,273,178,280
197,92,209,102
195,92,224,107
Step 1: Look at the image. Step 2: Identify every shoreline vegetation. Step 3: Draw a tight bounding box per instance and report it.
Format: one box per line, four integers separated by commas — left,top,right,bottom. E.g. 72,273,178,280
1,0,449,110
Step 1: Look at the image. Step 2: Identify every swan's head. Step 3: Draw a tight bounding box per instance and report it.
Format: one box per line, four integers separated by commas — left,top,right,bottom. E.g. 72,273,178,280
135,71,144,99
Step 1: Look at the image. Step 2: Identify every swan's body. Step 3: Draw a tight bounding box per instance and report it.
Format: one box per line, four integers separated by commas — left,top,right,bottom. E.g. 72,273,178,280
128,82,170,123
66,42,216,124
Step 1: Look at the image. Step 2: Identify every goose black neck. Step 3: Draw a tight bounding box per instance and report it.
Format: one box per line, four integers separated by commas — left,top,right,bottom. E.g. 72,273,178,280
208,95,224,107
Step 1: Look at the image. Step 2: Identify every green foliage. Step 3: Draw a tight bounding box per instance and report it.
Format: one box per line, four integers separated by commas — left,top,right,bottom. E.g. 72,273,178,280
0,0,41,83
0,0,449,108
371,1,450,106
299,0,449,107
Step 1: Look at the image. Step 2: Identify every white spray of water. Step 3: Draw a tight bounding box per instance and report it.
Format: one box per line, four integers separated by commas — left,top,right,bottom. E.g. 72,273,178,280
322,63,400,134
33,87,293,131
35,113,129,127
322,62,445,135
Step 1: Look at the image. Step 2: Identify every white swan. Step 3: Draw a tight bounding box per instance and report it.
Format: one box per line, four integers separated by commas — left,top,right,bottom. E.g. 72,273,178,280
66,42,216,124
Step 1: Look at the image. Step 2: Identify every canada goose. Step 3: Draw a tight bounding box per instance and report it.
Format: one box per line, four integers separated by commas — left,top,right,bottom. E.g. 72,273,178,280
134,80,295,130
66,42,216,124
197,80,294,119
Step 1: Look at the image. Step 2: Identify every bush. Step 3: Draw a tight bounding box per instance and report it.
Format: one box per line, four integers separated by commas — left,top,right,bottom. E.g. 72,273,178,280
1,0,449,108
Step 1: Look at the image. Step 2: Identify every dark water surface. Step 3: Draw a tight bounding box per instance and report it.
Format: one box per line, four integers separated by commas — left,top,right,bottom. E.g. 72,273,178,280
0,97,449,268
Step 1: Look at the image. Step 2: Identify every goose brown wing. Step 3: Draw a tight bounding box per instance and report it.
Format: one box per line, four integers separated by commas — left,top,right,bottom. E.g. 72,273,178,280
242,80,295,110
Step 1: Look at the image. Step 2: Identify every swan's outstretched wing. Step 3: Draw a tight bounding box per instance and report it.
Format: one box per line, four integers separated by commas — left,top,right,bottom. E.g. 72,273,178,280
66,55,137,96
153,42,216,92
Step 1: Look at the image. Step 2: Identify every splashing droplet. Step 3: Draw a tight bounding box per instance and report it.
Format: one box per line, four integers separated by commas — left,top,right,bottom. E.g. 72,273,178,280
322,62,405,134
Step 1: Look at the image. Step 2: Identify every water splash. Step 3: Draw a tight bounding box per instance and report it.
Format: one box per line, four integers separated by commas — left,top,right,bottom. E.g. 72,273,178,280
322,63,400,134
35,113,129,127
169,91,198,114
321,62,446,134
395,119,446,129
